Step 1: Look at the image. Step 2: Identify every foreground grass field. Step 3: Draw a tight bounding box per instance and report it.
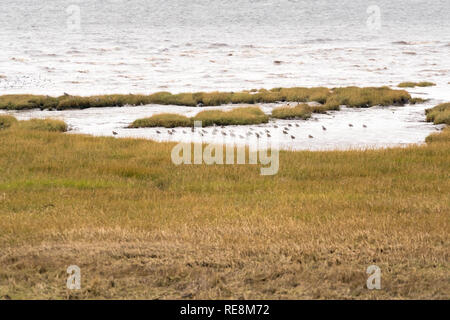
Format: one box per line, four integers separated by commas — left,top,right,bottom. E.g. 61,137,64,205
0,116,448,299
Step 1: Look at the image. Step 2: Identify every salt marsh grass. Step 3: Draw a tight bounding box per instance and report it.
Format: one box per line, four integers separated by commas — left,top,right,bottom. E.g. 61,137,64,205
0,115,17,129
271,104,312,119
0,114,448,299
0,86,411,110
426,103,450,125
193,106,269,126
129,113,192,128
0,116,67,132
398,81,436,88
129,106,269,128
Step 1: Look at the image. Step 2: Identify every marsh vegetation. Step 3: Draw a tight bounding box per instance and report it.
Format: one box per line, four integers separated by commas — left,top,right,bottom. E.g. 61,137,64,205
270,104,312,120
0,115,67,132
398,81,436,88
426,102,450,125
129,107,269,128
0,86,411,111
0,108,448,299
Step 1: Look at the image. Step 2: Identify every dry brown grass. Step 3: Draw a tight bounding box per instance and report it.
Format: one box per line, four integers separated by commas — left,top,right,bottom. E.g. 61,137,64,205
271,104,312,119
398,82,436,88
0,121,448,300
129,107,269,128
426,103,450,125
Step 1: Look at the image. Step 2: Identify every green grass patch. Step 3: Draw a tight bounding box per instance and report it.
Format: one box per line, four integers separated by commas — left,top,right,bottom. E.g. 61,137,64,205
425,127,450,144
129,107,269,128
398,82,436,88
0,115,18,130
327,86,410,108
193,106,269,126
271,104,312,120
425,102,450,125
409,97,428,104
129,113,192,128
0,116,68,132
17,119,68,132
0,86,412,110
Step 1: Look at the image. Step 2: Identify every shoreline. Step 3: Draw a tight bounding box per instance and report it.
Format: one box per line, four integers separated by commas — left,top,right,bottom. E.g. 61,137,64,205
2,102,443,152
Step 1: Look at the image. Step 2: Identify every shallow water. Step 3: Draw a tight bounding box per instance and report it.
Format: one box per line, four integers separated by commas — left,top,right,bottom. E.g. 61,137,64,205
1,97,444,151
0,0,449,97
0,0,448,150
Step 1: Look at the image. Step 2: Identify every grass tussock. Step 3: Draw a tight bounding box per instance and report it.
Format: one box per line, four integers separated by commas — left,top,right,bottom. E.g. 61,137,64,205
326,86,410,108
425,126,450,144
409,97,428,104
0,123,448,299
0,115,18,129
193,106,269,126
398,81,436,88
271,104,312,119
0,115,68,132
129,113,192,128
0,86,412,110
425,102,450,125
17,119,68,132
130,107,269,128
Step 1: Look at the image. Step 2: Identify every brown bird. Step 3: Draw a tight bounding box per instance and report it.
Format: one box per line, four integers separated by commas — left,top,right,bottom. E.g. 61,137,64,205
348,124,353,127
363,124,367,128
156,130,161,134
290,135,295,139
112,131,118,135
308,134,314,138
322,125,327,131
283,130,288,134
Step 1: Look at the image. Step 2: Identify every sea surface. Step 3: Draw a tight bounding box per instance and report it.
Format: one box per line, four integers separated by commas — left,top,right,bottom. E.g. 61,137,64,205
0,0,449,150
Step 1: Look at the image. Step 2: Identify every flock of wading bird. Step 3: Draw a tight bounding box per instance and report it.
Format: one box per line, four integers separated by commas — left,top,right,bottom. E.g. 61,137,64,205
114,121,369,140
